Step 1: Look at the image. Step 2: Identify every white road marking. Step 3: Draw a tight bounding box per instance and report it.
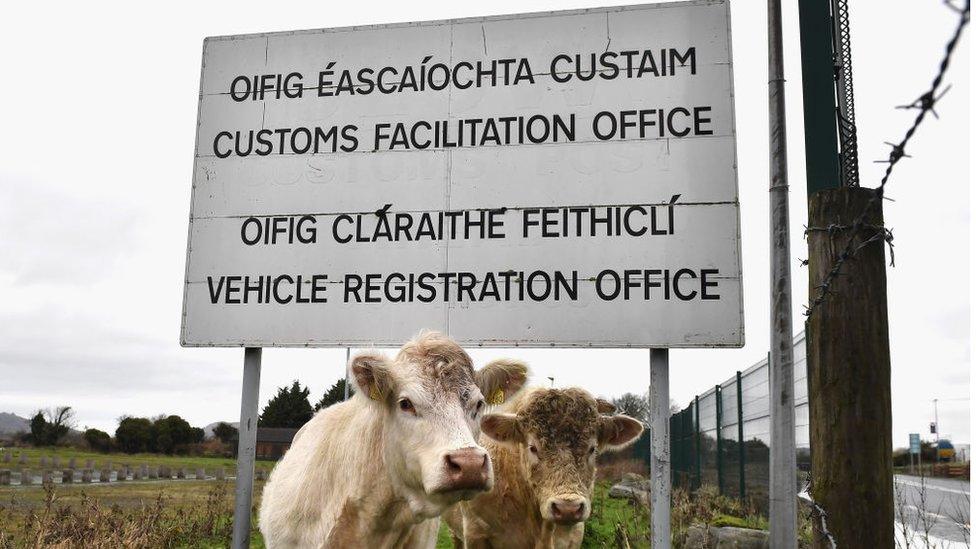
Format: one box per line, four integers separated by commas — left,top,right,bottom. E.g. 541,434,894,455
895,477,970,496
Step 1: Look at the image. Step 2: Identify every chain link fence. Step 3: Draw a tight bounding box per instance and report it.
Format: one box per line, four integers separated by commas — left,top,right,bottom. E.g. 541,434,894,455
670,333,809,513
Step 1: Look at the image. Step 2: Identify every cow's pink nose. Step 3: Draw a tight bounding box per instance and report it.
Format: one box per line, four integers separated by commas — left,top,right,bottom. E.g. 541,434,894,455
442,447,489,491
549,498,586,523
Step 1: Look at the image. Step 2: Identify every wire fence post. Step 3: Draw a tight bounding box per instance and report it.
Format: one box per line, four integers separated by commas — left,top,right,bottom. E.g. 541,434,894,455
737,371,746,501
715,385,724,496
694,395,701,491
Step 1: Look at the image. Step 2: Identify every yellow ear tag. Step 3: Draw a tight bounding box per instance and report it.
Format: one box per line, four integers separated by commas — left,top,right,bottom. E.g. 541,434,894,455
488,389,505,405
369,385,381,401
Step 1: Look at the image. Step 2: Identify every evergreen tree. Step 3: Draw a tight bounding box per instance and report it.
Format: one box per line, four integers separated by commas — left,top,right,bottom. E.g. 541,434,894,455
259,381,313,428
115,416,153,453
29,407,74,446
212,422,238,443
83,428,113,452
29,412,48,445
315,378,348,411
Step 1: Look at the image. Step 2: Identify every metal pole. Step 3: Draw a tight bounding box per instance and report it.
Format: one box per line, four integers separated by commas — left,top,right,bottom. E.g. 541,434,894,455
715,385,724,495
694,396,701,491
736,371,746,501
232,347,262,549
768,0,797,543
648,348,671,548
344,347,351,401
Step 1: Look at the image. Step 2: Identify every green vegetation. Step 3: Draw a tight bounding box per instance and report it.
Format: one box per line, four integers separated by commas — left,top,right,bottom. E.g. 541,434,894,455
114,415,205,455
315,379,348,411
6,447,274,472
27,408,75,447
258,381,313,428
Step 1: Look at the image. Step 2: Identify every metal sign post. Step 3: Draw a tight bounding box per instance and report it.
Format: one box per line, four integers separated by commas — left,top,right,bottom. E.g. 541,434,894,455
231,347,262,548
343,347,351,401
909,433,921,475
648,348,670,548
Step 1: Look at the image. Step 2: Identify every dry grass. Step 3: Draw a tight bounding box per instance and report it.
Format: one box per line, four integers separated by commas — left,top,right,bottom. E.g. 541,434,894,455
596,459,649,483
0,481,261,548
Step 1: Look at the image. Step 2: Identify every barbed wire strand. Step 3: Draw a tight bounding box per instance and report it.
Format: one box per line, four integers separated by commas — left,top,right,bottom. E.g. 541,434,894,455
804,0,970,318
801,3,969,544
802,476,839,549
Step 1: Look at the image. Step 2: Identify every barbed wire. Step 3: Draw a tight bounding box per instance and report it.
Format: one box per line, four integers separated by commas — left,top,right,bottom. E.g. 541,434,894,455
804,0,970,318
801,475,839,549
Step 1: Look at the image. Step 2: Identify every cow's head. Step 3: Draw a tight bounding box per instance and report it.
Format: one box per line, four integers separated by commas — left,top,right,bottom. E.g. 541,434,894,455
480,388,643,525
349,332,527,518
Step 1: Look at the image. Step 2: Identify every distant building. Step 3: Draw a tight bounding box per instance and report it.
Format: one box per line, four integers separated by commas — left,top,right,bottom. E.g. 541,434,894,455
255,427,299,460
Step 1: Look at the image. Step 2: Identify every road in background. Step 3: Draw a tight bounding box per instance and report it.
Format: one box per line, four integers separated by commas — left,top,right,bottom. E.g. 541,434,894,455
894,474,970,545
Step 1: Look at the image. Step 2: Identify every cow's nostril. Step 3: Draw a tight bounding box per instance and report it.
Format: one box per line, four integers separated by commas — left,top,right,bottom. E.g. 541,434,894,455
445,454,462,472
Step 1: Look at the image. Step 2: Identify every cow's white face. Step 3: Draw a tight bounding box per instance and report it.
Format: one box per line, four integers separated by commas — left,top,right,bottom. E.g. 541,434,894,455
349,333,527,519
481,389,643,526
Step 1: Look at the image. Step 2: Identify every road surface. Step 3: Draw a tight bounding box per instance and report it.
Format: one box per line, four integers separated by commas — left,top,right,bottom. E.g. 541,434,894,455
894,474,970,546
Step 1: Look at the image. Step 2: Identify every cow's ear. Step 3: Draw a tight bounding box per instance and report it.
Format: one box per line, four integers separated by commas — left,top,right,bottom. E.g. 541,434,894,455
349,352,395,403
598,415,644,452
481,413,524,445
596,399,617,414
475,358,528,405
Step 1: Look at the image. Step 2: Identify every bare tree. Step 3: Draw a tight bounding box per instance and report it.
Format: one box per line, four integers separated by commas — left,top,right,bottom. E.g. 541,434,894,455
612,393,649,425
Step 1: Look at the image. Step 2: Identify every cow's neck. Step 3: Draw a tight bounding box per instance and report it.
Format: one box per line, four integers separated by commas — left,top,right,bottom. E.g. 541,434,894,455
326,403,426,545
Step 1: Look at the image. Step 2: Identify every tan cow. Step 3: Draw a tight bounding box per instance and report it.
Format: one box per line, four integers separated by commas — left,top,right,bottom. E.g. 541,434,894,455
446,387,643,548
258,332,528,548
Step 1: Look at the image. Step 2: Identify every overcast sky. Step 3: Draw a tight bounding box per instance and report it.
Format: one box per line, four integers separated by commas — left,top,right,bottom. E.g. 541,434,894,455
0,0,969,448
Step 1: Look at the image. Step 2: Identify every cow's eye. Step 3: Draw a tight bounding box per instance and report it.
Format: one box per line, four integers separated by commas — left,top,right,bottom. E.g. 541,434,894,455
398,398,416,415
529,445,538,454
588,446,596,455
475,400,484,413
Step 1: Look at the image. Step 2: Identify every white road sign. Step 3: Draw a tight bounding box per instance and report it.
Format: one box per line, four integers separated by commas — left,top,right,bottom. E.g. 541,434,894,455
181,0,743,348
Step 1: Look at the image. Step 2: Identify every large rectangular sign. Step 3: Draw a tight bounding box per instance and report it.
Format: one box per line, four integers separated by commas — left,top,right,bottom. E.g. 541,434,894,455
181,0,743,348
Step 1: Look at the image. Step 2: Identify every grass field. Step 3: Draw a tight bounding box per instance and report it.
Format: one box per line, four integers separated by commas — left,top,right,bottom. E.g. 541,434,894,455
2,447,276,472
0,449,775,547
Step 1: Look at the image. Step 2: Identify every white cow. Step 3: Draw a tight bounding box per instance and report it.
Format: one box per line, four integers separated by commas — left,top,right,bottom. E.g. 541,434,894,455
259,332,528,548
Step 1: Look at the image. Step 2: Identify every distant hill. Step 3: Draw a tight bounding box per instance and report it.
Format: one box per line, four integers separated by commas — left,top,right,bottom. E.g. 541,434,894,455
0,412,30,435
203,421,238,439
